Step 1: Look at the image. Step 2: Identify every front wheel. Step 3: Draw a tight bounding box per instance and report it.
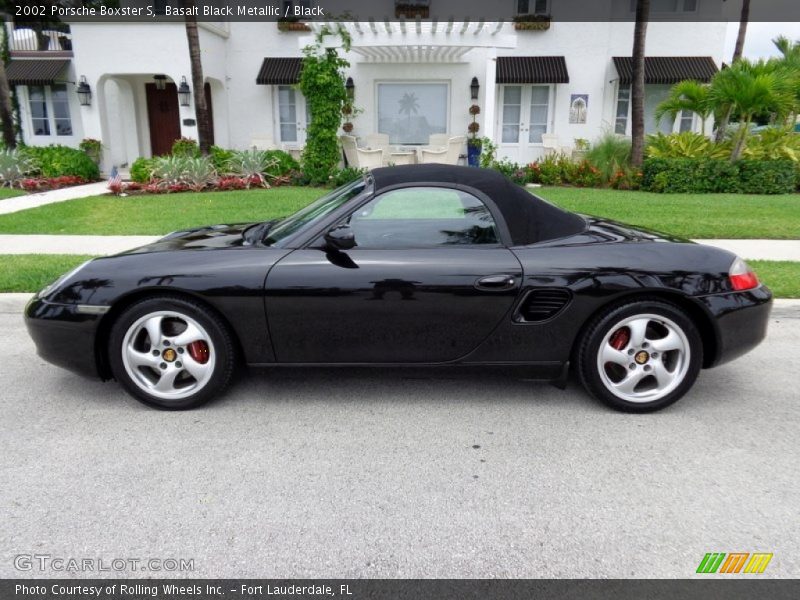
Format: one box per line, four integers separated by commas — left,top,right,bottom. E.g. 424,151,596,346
576,300,702,413
108,296,235,410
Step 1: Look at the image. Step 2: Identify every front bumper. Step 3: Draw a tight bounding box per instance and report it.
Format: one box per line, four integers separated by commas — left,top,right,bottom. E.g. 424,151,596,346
25,296,104,379
695,285,773,368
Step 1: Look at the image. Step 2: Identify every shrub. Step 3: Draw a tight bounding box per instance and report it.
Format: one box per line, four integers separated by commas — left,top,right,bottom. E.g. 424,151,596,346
171,137,200,158
741,127,800,162
330,166,366,187
642,157,795,194
0,148,35,187
478,137,497,168
569,160,604,188
152,155,190,186
228,149,276,188
492,159,521,178
262,149,299,177
22,145,99,180
586,133,631,182
182,156,217,192
646,131,729,159
210,146,235,172
130,157,156,183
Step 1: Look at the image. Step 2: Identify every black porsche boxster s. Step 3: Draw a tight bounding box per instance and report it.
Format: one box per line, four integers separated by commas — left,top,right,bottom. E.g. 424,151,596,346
25,165,771,412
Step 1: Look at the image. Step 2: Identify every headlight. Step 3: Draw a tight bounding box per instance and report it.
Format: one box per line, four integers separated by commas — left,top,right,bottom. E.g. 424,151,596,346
38,259,94,298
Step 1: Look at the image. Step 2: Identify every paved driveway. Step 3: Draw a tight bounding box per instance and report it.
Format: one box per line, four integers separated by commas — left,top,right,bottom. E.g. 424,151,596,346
1,298,798,579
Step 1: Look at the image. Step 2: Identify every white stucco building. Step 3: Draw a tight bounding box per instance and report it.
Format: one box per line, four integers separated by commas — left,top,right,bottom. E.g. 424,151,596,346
5,0,729,173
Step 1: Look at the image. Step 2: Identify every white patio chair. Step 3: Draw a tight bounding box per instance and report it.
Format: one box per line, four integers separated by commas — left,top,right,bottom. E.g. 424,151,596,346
355,147,385,170
416,147,450,164
339,135,359,168
365,133,390,154
445,136,466,165
427,134,450,148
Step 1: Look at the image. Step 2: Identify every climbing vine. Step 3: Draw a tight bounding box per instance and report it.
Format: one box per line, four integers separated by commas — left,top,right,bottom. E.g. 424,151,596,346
298,26,351,184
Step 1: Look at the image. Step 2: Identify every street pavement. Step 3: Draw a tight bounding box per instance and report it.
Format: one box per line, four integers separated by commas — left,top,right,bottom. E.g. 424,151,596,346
1,296,798,579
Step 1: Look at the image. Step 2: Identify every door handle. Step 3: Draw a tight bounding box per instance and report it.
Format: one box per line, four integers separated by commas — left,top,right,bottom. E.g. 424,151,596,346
475,274,517,291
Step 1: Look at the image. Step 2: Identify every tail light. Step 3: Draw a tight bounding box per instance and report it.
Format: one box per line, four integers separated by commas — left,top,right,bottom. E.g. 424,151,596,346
729,257,759,291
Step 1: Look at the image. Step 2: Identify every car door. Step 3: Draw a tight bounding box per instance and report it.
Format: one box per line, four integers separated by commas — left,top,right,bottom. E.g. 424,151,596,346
265,185,523,364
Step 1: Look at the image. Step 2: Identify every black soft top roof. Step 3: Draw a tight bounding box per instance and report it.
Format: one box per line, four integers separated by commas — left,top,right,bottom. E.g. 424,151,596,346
370,164,585,245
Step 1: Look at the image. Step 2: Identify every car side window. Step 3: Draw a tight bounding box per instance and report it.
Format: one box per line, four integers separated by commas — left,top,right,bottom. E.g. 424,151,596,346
347,187,499,248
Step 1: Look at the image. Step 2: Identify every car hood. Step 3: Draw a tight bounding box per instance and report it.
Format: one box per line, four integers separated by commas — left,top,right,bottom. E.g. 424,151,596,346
120,223,256,254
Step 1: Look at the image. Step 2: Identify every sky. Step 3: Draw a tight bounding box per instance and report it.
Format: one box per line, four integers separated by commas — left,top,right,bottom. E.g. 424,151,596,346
723,21,800,60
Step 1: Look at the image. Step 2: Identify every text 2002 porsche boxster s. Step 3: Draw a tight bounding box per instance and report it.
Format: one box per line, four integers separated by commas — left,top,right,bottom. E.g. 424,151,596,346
25,165,771,412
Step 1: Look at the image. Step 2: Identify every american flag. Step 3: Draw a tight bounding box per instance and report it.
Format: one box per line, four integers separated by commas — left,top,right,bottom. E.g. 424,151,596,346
108,166,121,188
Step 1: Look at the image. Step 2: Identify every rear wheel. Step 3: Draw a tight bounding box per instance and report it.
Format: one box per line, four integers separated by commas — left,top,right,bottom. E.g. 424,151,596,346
108,296,235,410
577,300,702,412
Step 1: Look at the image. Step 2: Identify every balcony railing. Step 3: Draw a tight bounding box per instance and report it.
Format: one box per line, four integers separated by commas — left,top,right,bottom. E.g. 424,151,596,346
9,23,73,53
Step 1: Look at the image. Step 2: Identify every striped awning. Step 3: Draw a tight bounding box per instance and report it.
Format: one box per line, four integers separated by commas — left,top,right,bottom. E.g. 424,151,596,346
256,57,302,85
6,59,70,86
613,56,719,85
496,56,569,84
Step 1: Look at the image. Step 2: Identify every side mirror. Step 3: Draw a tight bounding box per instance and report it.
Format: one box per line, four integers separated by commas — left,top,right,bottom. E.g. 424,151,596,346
324,224,356,251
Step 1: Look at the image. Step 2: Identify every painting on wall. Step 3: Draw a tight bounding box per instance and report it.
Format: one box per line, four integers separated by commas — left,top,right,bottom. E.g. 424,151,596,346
569,94,588,124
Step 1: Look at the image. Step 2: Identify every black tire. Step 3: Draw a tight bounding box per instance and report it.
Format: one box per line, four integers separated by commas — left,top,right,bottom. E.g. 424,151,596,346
576,298,703,413
108,296,236,410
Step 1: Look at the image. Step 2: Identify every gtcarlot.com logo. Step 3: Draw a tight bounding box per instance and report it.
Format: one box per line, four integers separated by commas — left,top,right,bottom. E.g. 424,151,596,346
14,554,194,572
696,552,773,574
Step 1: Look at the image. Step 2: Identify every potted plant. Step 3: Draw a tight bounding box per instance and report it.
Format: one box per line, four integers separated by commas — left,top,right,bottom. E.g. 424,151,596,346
341,102,362,135
513,14,552,31
467,105,482,167
277,19,312,32
572,138,589,161
79,138,103,167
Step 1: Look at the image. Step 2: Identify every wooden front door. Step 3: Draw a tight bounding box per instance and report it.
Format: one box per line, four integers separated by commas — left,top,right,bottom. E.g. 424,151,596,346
145,83,181,156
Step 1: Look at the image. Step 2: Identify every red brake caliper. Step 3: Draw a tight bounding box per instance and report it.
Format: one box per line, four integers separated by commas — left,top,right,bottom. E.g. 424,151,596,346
187,340,210,364
609,327,630,351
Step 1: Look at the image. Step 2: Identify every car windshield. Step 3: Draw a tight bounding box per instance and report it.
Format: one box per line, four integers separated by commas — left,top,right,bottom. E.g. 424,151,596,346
263,179,366,247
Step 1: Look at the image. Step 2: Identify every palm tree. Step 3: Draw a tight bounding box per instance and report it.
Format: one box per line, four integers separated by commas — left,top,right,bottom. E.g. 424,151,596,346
708,61,795,160
654,81,713,135
181,0,212,155
772,36,800,125
630,0,650,168
715,0,751,142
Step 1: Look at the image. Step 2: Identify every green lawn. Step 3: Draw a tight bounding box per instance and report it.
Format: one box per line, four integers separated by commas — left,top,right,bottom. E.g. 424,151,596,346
0,188,25,200
2,254,798,297
537,187,800,240
0,185,797,239
0,187,325,235
0,254,96,293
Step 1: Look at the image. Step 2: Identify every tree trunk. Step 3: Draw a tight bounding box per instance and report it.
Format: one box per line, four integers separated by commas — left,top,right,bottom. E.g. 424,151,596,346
715,0,750,142
0,58,16,149
630,0,649,168
182,0,212,155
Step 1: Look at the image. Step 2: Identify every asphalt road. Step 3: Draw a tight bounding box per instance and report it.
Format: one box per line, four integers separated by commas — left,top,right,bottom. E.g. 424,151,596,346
1,296,798,579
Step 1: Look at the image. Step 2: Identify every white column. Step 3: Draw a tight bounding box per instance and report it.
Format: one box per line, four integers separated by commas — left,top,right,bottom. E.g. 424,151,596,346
482,47,497,142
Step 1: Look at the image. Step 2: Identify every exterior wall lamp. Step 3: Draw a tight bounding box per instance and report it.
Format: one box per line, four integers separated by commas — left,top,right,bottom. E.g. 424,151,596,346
470,77,480,100
177,76,191,107
153,74,168,91
76,76,92,107
345,77,355,99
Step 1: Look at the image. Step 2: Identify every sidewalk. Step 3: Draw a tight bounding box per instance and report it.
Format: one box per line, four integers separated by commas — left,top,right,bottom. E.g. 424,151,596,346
0,234,797,261
0,181,109,216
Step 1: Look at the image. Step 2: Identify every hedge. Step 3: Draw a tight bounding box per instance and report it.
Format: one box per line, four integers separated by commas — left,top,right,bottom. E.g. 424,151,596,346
642,158,796,194
22,145,100,181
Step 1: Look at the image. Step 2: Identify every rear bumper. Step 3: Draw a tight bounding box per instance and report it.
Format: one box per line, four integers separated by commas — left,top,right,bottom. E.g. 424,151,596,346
696,285,772,368
24,296,103,379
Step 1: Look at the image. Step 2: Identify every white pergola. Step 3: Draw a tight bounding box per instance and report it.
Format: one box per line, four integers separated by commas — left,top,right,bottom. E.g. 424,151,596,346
299,20,518,140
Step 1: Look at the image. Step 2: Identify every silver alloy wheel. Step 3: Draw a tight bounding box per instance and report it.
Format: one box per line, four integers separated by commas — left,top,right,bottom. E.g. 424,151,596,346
596,313,690,403
121,310,216,401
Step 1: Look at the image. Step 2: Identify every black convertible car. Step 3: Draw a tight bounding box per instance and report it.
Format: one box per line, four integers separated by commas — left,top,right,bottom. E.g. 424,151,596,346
25,165,771,412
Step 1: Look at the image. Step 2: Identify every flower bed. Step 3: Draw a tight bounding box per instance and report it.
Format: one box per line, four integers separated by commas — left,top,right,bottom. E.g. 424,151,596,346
20,176,90,192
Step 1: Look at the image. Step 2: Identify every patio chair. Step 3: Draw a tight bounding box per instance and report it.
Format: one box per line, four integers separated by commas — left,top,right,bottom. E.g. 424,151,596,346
416,147,450,164
355,147,385,170
427,134,450,149
365,133,390,153
339,135,359,168
445,136,466,165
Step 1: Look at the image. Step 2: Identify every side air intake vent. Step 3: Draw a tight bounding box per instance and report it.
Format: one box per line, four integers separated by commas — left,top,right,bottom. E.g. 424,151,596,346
517,288,572,322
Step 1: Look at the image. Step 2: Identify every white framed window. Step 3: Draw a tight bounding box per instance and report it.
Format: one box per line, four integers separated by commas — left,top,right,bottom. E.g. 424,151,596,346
499,84,552,145
630,0,697,13
615,84,630,135
517,0,549,15
27,84,72,137
376,82,449,145
678,109,694,132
